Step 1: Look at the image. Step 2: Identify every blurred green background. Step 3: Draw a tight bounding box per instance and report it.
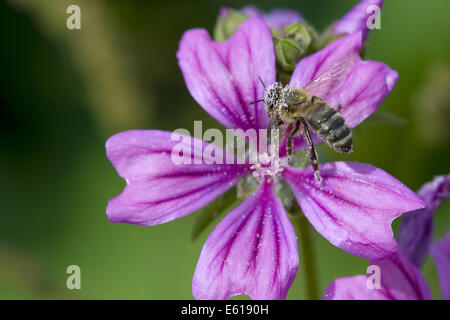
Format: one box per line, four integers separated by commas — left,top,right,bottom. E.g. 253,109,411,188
0,0,449,299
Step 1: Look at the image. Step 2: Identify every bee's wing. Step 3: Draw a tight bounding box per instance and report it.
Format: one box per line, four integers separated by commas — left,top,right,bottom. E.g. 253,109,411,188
303,54,357,99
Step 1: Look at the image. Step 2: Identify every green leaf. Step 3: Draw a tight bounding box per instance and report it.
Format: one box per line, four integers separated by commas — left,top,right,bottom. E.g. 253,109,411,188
190,187,240,244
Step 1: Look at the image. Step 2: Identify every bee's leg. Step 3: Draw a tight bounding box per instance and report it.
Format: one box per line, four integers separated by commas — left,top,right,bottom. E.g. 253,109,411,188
270,117,284,129
336,104,343,112
268,118,283,147
284,122,293,138
287,120,301,161
301,118,322,182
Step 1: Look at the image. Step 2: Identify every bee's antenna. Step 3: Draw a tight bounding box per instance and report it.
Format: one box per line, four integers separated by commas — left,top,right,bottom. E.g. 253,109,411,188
249,76,266,106
258,76,266,89
249,99,264,105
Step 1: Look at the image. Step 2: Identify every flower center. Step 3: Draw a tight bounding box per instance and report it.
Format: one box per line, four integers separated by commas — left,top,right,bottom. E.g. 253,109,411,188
250,152,286,183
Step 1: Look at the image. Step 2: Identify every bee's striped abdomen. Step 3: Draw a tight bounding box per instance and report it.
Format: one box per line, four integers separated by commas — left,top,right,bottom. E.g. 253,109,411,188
305,100,353,153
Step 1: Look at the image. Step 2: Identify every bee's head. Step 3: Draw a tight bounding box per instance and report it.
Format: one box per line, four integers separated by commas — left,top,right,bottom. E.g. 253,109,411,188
264,82,282,116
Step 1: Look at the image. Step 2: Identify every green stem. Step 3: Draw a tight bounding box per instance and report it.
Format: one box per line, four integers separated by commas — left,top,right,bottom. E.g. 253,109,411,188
296,214,319,300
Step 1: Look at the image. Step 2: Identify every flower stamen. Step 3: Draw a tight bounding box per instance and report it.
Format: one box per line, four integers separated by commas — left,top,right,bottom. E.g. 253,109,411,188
250,152,286,183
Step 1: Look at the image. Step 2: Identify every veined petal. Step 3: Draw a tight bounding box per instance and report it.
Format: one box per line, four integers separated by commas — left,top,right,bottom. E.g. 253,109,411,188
430,233,450,300
327,60,398,128
290,32,363,90
283,162,426,259
106,130,247,226
291,32,397,122
323,251,432,300
284,32,397,155
177,17,274,131
242,6,303,30
193,182,298,300
398,174,450,267
333,0,384,42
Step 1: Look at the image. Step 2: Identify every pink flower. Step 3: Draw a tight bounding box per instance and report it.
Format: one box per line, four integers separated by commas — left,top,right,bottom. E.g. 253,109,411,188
280,28,398,155
106,18,425,299
323,174,450,300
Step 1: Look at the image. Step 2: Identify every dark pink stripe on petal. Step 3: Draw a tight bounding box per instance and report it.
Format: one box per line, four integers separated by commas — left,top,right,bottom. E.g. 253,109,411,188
192,182,298,300
283,162,426,259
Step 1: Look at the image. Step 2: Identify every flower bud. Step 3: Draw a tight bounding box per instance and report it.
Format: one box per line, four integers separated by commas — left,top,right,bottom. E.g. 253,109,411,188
213,8,248,41
273,22,318,73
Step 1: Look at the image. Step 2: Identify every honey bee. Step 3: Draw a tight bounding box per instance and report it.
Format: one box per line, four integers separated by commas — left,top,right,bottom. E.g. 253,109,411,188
251,58,355,181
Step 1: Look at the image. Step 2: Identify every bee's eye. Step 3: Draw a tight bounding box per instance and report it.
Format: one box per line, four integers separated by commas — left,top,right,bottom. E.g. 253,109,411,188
265,99,275,112
264,83,283,113
265,89,277,105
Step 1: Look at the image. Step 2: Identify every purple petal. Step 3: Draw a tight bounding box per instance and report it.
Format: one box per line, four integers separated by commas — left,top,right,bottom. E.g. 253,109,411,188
177,18,274,131
239,6,265,18
328,60,398,128
290,32,363,90
242,6,303,30
430,233,450,300
398,210,433,268
323,275,388,300
290,32,397,128
106,130,247,226
323,251,432,300
283,162,426,259
398,174,450,268
283,32,397,155
333,0,384,42
417,174,450,205
192,182,298,300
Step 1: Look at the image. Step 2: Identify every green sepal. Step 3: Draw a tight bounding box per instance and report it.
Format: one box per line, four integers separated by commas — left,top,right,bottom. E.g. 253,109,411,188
190,186,240,244
273,21,319,74
213,9,248,42
237,175,259,199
